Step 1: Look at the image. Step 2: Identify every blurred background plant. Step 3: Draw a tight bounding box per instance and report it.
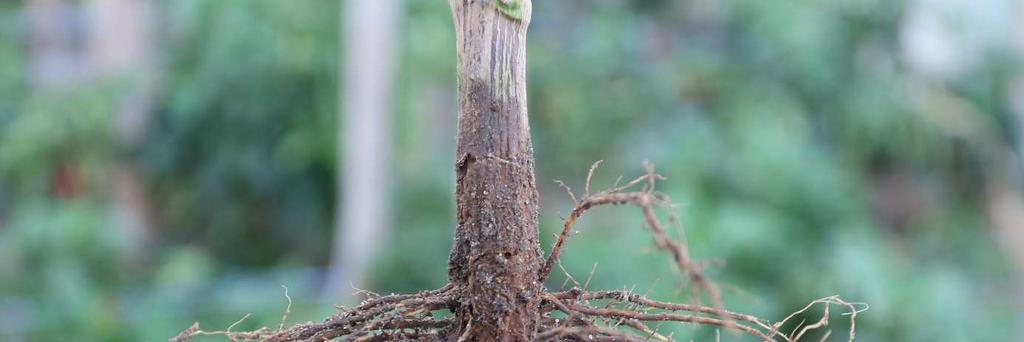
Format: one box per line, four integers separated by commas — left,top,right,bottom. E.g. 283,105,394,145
1,0,1022,341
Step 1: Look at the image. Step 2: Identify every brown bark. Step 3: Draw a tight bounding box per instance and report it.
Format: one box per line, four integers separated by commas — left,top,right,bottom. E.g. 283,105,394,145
446,0,540,340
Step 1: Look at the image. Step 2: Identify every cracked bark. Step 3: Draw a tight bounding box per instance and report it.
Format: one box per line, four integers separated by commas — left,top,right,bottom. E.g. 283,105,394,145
446,0,540,341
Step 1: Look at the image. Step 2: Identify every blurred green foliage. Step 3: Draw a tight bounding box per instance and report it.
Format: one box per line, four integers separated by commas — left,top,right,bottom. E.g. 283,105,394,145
148,0,339,266
0,0,1022,341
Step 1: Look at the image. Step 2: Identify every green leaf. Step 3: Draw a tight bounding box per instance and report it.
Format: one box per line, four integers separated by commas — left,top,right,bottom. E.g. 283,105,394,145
496,0,523,21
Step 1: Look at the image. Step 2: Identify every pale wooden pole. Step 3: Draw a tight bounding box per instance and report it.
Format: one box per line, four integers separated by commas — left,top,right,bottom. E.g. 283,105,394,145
324,0,400,302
